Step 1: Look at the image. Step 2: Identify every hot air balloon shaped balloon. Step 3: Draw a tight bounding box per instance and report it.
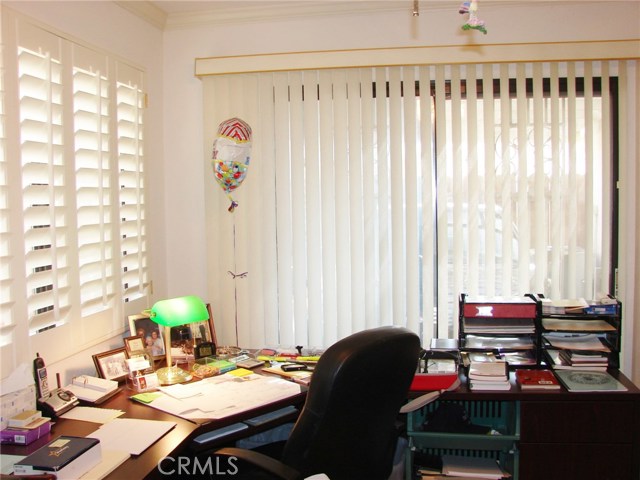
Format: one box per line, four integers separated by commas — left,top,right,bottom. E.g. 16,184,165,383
211,117,252,212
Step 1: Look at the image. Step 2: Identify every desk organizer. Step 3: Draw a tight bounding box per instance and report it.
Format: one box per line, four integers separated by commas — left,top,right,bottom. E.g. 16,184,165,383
125,351,158,392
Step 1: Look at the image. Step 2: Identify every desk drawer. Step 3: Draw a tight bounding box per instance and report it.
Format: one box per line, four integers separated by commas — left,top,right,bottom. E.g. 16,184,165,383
519,443,633,480
520,400,635,443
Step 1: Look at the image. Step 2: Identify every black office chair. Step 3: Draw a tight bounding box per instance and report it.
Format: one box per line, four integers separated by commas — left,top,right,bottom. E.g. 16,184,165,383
213,326,421,480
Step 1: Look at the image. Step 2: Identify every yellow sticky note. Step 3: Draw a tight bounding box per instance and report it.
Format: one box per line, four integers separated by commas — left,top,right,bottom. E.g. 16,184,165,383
229,368,253,377
131,392,162,403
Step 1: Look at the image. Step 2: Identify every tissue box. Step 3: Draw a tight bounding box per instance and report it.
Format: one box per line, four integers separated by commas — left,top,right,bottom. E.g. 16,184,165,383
0,419,52,445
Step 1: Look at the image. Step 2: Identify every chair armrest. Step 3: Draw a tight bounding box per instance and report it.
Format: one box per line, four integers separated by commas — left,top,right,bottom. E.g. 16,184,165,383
214,447,303,480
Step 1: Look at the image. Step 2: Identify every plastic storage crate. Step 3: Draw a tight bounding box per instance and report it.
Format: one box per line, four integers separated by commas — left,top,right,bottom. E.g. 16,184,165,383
405,399,520,479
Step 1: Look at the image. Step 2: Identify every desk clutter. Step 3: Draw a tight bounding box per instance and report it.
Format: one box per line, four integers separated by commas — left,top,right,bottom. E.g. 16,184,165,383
449,293,626,393
1,410,52,446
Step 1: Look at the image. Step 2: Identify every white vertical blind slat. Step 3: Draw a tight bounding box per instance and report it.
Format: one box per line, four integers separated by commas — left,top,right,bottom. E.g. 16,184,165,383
549,63,562,299
496,63,511,297
319,70,338,346
533,63,548,293
481,64,497,301
347,69,366,334
419,65,435,343
303,70,324,348
388,68,405,328
332,70,351,339
584,62,595,296
434,65,449,338
466,65,480,295
450,65,464,320
256,73,279,347
567,62,578,298
600,62,613,296
403,66,420,334
360,68,378,331
517,63,531,293
375,67,391,329
289,71,309,345
273,72,295,346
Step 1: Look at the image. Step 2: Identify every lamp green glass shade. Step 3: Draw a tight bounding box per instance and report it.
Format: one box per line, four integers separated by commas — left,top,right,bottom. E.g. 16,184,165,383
149,295,209,385
150,295,209,327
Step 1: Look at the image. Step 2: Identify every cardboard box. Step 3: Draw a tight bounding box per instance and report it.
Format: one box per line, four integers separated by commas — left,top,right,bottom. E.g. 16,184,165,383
0,419,52,445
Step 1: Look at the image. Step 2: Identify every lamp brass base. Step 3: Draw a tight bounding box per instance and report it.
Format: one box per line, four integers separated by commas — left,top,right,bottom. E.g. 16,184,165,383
156,366,192,385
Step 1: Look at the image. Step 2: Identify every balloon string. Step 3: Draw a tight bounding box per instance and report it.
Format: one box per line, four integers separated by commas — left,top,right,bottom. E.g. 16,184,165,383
232,221,239,346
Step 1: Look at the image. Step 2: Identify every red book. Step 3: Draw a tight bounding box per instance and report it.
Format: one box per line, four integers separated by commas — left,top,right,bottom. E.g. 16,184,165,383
515,369,561,390
410,373,459,391
463,295,537,318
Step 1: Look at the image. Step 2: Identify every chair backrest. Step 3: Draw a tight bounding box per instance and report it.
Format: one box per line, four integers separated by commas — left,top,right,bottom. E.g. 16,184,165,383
281,326,421,480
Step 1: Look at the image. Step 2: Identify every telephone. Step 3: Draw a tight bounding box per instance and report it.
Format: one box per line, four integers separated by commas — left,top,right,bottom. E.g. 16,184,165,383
33,353,79,417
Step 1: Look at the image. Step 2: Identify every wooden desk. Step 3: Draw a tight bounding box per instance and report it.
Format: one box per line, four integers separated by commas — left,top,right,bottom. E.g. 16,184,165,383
2,373,307,480
406,370,640,480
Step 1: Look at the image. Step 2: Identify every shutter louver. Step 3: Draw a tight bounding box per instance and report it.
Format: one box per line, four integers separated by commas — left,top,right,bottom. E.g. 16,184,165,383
117,65,148,302
73,45,115,315
17,31,71,334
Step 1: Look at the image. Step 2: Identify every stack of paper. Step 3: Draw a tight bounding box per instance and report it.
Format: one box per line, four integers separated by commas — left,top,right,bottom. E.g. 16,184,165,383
441,455,508,479
66,376,120,404
468,360,510,391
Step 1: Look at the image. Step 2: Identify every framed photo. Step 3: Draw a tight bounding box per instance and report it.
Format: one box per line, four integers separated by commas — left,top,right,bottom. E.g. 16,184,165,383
124,335,146,355
128,313,166,360
169,303,217,349
93,347,129,382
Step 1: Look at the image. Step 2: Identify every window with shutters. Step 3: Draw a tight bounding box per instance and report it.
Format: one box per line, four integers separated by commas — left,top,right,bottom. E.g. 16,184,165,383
0,12,149,376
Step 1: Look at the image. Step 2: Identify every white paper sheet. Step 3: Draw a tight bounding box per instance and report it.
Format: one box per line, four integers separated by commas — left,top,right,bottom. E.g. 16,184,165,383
89,418,176,455
147,372,302,420
60,406,125,424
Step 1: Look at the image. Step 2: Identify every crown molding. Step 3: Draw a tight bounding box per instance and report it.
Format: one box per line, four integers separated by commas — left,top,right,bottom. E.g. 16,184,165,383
165,1,423,29
116,1,635,31
115,1,168,30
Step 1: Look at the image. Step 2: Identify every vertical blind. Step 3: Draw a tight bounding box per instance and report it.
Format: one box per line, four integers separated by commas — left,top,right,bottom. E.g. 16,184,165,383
0,12,149,376
204,61,629,350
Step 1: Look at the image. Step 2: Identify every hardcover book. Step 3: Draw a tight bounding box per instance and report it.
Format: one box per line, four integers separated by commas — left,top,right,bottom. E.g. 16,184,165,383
555,370,628,392
13,435,101,480
462,295,537,318
515,369,561,390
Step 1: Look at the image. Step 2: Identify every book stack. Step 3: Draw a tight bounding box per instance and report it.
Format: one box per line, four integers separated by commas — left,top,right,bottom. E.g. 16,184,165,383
0,410,52,446
545,349,609,371
13,435,102,480
468,359,510,391
559,351,608,370
515,369,561,390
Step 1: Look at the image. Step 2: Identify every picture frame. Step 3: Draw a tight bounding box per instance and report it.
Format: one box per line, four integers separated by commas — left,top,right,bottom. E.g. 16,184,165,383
169,303,217,350
93,347,129,382
128,313,166,360
123,335,146,355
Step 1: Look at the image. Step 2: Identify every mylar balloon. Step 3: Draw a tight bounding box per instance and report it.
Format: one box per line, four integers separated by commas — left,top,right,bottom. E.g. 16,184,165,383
211,117,252,212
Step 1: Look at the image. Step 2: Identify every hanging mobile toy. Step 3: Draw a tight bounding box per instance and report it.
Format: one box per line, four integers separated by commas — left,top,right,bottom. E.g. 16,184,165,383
459,0,487,34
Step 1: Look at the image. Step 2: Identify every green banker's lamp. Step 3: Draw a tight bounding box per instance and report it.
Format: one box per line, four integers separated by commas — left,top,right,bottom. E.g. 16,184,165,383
149,295,209,385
